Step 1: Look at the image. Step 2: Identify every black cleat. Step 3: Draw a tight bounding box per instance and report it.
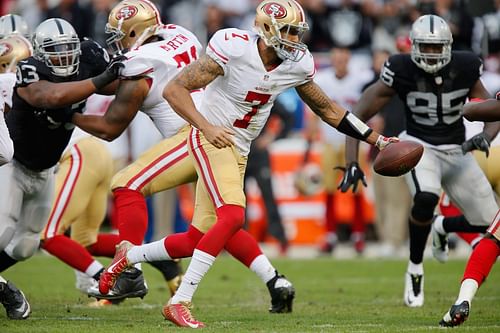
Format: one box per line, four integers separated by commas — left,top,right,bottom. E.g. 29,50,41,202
0,281,31,319
266,272,295,313
88,267,148,300
439,301,470,327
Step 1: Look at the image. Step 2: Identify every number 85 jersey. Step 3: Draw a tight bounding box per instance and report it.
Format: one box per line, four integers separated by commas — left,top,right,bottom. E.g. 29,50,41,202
380,51,483,145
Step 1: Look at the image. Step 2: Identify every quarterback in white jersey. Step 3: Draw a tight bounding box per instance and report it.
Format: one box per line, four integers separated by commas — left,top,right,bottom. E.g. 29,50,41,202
160,0,396,327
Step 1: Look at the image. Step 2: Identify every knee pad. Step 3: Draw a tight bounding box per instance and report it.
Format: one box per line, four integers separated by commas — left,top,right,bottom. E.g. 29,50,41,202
216,204,245,232
411,191,439,224
0,224,15,252
5,234,41,261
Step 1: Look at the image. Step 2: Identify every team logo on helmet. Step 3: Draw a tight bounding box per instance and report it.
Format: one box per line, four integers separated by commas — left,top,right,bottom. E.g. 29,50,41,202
116,5,138,20
0,42,12,57
262,2,287,19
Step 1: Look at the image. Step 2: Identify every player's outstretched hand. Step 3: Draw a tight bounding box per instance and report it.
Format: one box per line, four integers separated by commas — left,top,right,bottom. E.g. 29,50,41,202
337,162,367,193
461,132,491,157
375,135,399,150
203,124,235,149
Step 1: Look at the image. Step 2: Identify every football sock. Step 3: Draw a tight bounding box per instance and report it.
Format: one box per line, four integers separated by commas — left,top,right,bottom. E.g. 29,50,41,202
462,238,500,287
171,249,215,303
164,225,204,258
407,261,423,275
0,251,17,272
456,279,478,305
351,194,365,233
42,235,96,273
249,254,276,284
91,266,105,281
196,205,245,257
113,188,148,245
87,233,120,257
456,232,482,248
408,218,431,264
224,229,263,267
127,239,170,263
442,215,488,233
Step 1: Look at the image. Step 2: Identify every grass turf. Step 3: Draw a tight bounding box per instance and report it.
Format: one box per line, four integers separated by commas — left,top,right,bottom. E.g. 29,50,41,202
1,254,499,332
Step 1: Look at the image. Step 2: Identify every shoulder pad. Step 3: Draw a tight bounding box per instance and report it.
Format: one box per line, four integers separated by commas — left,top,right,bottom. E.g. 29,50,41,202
15,57,50,87
451,51,483,77
379,54,408,88
120,51,154,78
207,28,253,65
80,38,110,76
298,51,316,81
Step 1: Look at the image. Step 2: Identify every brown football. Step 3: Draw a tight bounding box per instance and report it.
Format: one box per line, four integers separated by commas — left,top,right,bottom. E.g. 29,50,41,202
373,141,424,177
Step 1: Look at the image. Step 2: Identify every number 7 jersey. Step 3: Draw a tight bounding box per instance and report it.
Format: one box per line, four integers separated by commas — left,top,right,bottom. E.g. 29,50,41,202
380,51,483,146
204,28,316,156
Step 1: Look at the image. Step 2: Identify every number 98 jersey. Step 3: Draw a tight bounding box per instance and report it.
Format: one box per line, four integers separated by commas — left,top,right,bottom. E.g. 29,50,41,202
7,39,109,171
380,51,482,145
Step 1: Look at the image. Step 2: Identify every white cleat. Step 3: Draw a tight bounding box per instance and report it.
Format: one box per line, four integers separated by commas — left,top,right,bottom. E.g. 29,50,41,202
404,272,424,307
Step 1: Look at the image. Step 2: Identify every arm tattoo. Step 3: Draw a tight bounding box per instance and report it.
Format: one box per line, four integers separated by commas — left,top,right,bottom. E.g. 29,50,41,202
296,81,345,125
173,54,224,90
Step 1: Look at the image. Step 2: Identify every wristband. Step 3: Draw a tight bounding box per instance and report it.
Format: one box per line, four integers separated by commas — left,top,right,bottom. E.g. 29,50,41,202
337,111,373,141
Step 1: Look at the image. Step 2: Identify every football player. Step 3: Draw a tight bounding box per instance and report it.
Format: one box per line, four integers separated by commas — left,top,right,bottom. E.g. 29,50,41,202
136,0,394,327
341,15,500,308
50,0,296,312
0,33,32,320
439,97,500,327
0,18,120,319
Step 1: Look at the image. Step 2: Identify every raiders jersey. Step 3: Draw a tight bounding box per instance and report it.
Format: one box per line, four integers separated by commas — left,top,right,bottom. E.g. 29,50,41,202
121,24,203,138
380,51,483,145
205,28,315,156
7,39,108,171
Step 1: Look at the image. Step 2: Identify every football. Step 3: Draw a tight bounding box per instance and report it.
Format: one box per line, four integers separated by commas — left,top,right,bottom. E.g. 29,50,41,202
373,141,424,177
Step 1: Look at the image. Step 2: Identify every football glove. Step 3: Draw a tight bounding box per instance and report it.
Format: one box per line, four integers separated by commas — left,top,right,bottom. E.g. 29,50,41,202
461,132,491,157
91,54,126,90
44,107,82,124
336,162,367,193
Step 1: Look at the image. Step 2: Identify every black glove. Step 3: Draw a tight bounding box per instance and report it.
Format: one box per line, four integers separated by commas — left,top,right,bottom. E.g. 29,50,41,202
336,162,367,193
91,54,126,90
461,132,491,157
44,107,82,124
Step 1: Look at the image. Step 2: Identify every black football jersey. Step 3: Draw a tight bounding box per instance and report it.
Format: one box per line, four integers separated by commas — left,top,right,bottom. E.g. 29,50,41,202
379,51,483,145
7,39,108,171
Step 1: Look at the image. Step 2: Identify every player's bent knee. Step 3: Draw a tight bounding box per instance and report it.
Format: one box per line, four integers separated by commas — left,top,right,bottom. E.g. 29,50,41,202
411,191,439,224
216,204,245,232
8,236,41,260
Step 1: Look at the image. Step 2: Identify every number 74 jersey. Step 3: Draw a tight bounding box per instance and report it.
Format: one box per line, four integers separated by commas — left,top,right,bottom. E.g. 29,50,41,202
120,24,203,139
380,51,483,146
203,28,316,156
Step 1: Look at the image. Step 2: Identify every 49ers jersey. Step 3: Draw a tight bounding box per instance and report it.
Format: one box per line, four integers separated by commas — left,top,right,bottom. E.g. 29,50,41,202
380,51,482,146
205,28,315,156
121,24,203,138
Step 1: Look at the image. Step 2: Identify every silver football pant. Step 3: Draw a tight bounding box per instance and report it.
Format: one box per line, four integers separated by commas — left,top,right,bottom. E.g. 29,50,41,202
401,132,498,226
0,159,55,260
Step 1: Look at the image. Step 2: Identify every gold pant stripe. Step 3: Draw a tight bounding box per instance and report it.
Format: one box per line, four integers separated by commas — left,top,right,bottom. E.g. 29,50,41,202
487,209,500,240
189,127,225,208
125,140,189,191
43,144,83,239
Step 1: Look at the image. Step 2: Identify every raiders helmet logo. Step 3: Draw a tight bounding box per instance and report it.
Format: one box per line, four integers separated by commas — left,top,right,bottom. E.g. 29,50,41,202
116,5,138,20
0,42,12,57
262,3,287,19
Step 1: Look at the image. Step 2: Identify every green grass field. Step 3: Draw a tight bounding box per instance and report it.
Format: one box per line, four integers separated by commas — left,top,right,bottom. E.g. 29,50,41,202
1,254,499,332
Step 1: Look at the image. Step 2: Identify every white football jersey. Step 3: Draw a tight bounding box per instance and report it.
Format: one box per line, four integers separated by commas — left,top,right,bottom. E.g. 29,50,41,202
0,72,16,112
121,24,204,139
315,67,372,146
204,28,315,156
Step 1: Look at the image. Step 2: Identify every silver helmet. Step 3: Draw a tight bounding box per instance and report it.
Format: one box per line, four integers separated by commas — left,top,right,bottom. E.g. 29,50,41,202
410,15,453,74
0,14,30,39
33,18,80,77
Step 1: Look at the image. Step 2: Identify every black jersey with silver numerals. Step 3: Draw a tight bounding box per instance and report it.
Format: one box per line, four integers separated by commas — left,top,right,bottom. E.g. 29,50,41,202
7,39,108,171
379,51,482,145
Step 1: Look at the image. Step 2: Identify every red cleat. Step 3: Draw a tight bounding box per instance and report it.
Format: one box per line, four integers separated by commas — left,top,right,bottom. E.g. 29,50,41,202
162,301,205,328
99,240,133,294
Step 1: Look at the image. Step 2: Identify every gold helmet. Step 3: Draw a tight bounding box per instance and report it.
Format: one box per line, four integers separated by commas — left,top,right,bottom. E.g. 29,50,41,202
254,0,309,62
106,0,162,54
0,35,32,74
